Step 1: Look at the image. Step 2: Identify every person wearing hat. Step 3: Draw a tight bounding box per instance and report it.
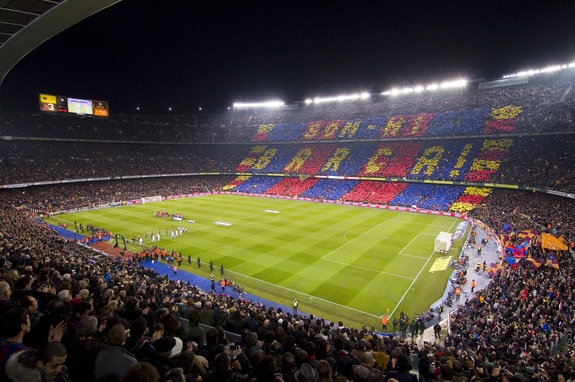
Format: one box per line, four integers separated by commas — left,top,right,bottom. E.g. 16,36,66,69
295,363,318,382
150,336,178,376
356,351,384,381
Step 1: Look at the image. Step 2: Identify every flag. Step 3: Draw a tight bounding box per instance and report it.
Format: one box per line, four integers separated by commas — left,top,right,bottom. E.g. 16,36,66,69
516,241,530,254
504,256,523,268
546,254,560,269
541,233,568,251
505,245,527,261
503,223,511,232
517,230,537,242
500,234,513,248
525,257,543,270
487,263,505,276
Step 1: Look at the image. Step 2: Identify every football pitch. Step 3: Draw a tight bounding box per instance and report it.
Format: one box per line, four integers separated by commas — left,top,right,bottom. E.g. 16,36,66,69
47,194,463,328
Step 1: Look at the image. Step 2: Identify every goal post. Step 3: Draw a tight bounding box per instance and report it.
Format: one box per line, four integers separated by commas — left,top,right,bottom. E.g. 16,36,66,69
141,195,162,204
434,231,453,254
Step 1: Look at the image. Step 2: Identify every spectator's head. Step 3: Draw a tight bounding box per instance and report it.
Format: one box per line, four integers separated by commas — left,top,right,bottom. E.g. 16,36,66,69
0,307,30,338
397,354,412,372
121,362,160,382
35,342,67,380
173,350,196,376
333,336,344,351
14,275,33,291
153,336,177,357
46,299,66,316
77,288,90,300
282,351,296,374
56,289,71,302
441,364,454,382
353,365,370,381
163,367,185,382
212,352,230,375
107,323,127,346
162,312,180,337
129,317,148,339
362,351,375,368
78,315,98,337
18,295,38,312
295,363,318,382
316,359,333,381
0,280,11,300
72,301,92,318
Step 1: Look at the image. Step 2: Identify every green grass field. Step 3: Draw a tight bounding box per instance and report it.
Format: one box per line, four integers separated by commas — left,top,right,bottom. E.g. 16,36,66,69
47,194,462,329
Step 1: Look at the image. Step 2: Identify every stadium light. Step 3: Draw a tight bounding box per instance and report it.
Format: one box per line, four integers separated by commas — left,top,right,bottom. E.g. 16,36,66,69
439,79,467,89
233,100,285,109
305,92,371,104
503,61,575,78
381,78,466,97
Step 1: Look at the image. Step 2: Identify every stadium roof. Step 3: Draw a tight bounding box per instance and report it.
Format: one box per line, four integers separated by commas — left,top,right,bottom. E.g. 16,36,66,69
0,0,120,85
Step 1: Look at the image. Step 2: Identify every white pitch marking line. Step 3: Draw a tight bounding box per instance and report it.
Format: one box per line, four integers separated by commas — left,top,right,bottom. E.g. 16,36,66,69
321,218,393,260
323,258,415,280
399,253,428,259
389,218,459,318
223,268,382,319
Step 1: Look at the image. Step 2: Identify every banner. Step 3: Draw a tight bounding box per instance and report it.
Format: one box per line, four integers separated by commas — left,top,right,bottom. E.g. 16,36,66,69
541,233,568,251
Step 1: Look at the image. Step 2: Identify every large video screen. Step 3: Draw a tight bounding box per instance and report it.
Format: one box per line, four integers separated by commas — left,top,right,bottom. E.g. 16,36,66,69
39,93,109,117
67,98,93,115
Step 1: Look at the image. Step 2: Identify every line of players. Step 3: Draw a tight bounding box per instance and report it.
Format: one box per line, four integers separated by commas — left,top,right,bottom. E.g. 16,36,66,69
135,227,189,245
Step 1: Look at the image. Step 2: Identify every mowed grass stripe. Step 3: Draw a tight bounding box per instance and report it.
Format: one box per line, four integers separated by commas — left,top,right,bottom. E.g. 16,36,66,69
47,194,462,328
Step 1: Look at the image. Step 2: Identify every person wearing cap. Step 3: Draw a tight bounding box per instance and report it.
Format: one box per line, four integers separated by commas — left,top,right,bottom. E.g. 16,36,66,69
150,336,178,376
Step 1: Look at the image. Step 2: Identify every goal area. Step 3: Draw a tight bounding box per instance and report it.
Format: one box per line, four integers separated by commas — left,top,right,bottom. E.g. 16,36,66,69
434,231,453,254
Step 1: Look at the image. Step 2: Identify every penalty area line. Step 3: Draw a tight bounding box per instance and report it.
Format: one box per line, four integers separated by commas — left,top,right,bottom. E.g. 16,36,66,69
389,218,459,318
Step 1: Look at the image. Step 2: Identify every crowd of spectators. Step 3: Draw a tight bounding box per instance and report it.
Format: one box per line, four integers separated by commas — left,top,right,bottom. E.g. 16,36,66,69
0,140,244,185
469,189,575,248
2,75,574,145
0,177,234,214
1,71,575,382
1,163,575,382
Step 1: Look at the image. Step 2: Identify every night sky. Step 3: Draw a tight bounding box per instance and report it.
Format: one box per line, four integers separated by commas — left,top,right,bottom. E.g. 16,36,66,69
1,0,574,114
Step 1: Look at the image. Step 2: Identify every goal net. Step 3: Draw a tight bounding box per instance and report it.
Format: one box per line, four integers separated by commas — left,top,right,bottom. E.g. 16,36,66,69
141,195,162,204
434,231,453,253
